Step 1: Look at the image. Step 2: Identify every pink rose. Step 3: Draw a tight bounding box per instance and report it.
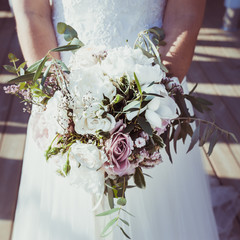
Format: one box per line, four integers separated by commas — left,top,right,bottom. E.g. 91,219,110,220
105,128,134,177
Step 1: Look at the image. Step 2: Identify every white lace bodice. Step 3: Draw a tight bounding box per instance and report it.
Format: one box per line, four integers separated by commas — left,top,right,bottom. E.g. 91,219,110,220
52,0,166,50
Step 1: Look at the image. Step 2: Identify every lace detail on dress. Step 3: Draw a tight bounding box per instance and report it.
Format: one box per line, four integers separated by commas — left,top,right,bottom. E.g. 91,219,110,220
52,0,166,49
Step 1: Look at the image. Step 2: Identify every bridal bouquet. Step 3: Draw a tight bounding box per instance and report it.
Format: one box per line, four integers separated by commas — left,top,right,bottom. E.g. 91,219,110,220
3,23,236,238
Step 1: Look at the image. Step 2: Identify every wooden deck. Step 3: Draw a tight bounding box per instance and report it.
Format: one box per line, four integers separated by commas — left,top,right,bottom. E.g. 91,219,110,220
0,0,240,239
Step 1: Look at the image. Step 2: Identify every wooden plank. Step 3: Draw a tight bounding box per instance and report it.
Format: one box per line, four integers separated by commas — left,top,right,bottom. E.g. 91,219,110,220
0,13,27,240
0,18,16,67
188,62,240,165
0,220,12,240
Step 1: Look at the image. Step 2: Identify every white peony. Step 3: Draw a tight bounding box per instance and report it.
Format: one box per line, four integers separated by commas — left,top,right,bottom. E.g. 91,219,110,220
70,141,107,170
101,46,165,84
68,65,116,108
69,45,107,68
74,113,116,135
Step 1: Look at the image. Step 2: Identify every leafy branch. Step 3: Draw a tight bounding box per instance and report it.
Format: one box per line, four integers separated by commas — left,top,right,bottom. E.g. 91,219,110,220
172,117,238,156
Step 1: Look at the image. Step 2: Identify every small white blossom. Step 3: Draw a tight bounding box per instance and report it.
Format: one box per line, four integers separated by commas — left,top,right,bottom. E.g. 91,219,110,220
135,137,146,148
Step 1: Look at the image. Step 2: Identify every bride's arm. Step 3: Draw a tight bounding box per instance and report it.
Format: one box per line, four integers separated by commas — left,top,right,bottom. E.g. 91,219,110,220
160,0,206,82
12,0,59,65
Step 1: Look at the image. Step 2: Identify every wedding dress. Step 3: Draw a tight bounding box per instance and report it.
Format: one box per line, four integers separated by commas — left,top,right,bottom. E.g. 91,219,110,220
12,0,220,239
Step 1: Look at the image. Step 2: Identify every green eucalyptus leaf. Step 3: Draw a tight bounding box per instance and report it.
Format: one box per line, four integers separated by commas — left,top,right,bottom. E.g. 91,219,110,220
138,116,153,136
165,128,173,163
63,160,71,176
199,124,211,147
134,167,146,189
33,56,49,82
100,229,113,238
100,218,118,237
18,62,26,70
189,83,198,95
187,125,200,153
123,100,140,112
208,131,219,156
7,73,35,84
143,173,153,178
143,92,164,98
51,44,82,52
64,25,78,42
8,53,19,62
119,218,129,226
149,27,165,41
41,62,53,87
137,46,155,58
173,124,181,153
3,65,17,73
26,59,43,73
106,179,114,209
122,123,135,134
134,72,142,95
57,22,67,34
119,227,131,239
121,208,135,217
117,197,127,206
111,94,125,105
56,59,70,73
71,37,84,47
96,208,120,217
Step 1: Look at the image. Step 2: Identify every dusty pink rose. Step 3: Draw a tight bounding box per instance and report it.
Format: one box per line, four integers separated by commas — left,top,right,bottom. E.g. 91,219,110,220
105,128,134,177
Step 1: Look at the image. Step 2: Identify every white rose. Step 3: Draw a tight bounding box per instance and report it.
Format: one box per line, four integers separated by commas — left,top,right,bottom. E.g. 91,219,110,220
126,84,168,121
70,141,107,169
74,113,116,135
145,95,178,129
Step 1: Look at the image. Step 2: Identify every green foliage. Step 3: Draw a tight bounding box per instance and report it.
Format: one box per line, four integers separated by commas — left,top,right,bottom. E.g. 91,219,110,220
137,116,153,136
57,22,67,34
117,197,127,206
96,208,120,217
50,44,82,52
8,53,19,62
134,167,146,189
33,56,49,82
3,65,17,73
26,59,43,73
119,227,131,239
106,179,114,209
7,73,35,84
63,159,71,176
134,73,142,95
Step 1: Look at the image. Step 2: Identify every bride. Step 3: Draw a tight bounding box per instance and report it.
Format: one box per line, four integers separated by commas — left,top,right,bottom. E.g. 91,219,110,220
11,0,219,239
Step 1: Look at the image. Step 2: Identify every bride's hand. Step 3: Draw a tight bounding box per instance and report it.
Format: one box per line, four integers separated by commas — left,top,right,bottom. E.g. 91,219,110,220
159,0,206,82
12,0,60,65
